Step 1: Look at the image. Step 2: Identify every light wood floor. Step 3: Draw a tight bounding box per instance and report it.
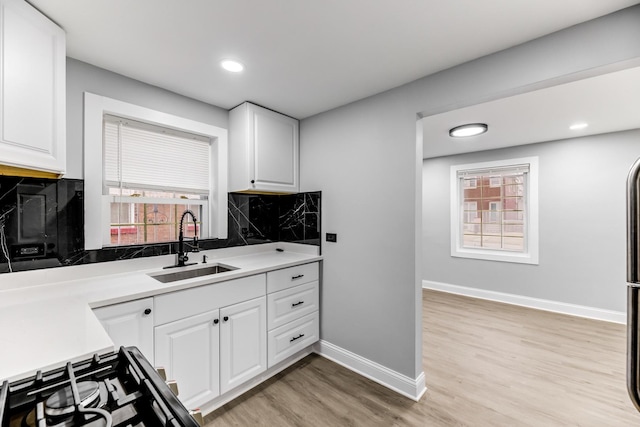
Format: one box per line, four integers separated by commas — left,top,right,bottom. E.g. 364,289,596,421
204,289,640,426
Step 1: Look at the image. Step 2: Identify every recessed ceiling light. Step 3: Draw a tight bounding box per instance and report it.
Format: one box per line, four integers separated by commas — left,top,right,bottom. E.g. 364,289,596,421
221,60,244,73
449,123,488,138
569,122,588,130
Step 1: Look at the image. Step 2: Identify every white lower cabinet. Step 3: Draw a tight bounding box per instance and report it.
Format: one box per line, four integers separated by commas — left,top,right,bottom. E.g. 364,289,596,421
154,309,220,410
93,298,154,363
220,297,267,394
266,263,320,368
96,263,320,412
152,274,268,409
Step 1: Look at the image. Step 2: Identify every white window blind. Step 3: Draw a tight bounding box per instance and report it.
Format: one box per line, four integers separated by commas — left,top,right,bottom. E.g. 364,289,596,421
103,115,211,193
456,164,529,180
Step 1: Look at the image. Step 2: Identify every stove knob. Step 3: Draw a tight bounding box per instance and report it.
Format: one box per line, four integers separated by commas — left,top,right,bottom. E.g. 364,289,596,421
166,380,179,396
155,366,167,381
190,409,204,426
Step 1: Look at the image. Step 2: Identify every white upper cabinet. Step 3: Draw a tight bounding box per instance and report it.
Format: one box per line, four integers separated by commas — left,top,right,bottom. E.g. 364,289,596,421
0,0,66,175
229,102,299,193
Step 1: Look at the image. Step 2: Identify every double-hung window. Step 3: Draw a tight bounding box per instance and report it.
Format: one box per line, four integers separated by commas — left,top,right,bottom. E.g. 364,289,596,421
84,93,228,249
104,116,211,246
450,157,538,264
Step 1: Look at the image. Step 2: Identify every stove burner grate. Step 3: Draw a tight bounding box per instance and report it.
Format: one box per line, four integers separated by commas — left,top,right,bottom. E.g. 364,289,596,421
0,347,200,427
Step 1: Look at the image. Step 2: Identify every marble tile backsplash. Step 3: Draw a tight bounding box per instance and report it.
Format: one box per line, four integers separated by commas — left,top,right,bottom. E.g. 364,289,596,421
228,192,321,246
0,175,320,273
0,177,84,273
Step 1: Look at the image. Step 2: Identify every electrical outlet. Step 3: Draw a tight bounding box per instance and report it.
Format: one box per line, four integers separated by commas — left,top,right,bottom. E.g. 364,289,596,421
326,233,337,243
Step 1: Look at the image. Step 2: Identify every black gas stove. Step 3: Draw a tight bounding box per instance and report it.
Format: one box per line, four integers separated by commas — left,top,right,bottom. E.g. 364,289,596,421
0,347,201,427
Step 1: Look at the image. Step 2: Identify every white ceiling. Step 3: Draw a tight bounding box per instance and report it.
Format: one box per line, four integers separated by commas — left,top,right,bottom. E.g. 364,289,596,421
421,66,640,158
27,0,640,119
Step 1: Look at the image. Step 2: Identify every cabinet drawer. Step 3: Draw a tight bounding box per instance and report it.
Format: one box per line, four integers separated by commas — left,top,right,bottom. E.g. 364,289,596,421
267,281,318,330
267,311,319,367
267,262,319,293
154,274,266,326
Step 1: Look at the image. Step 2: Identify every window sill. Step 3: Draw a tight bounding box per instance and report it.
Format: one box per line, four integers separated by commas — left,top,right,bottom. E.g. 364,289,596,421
451,247,539,265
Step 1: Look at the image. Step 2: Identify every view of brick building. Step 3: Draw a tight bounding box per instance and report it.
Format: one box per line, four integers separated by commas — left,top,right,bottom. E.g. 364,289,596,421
110,201,200,246
462,174,525,251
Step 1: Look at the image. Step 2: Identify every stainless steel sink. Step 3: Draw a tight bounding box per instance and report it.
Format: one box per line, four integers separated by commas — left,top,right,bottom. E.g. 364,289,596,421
149,264,237,283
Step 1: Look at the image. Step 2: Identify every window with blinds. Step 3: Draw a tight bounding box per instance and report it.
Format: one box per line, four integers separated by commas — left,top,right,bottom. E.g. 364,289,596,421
450,157,539,265
103,115,212,246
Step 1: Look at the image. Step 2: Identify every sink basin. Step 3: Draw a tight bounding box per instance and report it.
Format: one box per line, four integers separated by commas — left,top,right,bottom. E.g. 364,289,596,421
150,264,237,283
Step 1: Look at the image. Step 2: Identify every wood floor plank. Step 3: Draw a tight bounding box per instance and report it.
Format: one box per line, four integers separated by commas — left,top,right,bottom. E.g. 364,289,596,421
204,289,640,426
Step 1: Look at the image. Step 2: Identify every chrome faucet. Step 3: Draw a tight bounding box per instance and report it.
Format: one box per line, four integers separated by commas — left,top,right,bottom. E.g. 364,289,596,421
165,210,199,269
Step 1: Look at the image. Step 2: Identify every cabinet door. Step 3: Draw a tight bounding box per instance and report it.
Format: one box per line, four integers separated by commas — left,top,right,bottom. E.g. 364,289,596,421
154,309,220,410
249,104,299,193
93,298,154,363
0,0,66,174
220,297,267,394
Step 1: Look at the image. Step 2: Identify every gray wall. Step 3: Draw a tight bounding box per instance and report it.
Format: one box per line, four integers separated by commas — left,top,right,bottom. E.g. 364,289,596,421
62,6,640,382
423,130,640,313
65,58,229,179
300,5,640,380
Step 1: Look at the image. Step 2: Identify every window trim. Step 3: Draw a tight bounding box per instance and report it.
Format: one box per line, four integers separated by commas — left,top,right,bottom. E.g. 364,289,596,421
450,157,539,265
84,92,228,250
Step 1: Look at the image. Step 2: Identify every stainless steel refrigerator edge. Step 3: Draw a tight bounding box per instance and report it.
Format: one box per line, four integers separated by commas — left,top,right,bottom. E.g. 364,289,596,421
627,157,640,411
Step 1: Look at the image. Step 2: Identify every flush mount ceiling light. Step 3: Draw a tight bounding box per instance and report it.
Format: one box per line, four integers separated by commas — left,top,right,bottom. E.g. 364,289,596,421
221,59,244,73
449,123,488,138
569,122,588,130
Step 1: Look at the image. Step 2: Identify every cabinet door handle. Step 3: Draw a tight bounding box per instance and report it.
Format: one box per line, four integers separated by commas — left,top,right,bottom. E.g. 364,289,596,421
291,274,304,280
291,301,304,307
213,319,219,325
223,316,229,322
143,308,152,316
250,179,255,184
290,333,305,343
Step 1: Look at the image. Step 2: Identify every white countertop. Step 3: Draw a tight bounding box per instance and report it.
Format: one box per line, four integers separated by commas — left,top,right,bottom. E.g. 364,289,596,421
0,242,321,383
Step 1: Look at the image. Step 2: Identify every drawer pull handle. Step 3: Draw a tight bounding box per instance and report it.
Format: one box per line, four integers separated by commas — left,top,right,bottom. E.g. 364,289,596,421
292,274,304,280
291,301,304,307
290,333,305,343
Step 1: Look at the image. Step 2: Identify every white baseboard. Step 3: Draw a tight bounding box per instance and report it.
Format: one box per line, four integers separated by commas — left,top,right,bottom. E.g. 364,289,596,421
423,280,626,324
314,340,427,401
